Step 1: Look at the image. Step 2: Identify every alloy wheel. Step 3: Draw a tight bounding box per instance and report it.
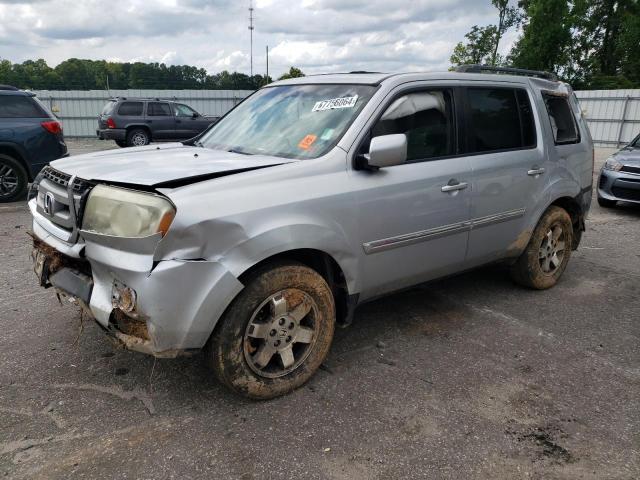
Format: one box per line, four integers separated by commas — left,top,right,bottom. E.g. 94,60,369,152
538,224,566,274
0,164,19,199
243,289,318,378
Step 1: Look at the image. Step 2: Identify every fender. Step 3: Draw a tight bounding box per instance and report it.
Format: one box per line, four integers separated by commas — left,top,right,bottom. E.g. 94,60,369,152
217,223,359,294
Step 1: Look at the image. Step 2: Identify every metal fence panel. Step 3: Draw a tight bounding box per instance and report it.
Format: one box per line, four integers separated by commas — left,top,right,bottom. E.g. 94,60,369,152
30,88,640,145
575,89,640,147
31,89,254,138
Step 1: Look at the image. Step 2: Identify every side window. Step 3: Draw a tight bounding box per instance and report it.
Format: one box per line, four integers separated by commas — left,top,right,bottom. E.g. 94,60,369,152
175,104,197,117
118,101,143,116
543,94,579,144
467,88,536,153
0,96,45,118
148,102,172,116
370,90,455,161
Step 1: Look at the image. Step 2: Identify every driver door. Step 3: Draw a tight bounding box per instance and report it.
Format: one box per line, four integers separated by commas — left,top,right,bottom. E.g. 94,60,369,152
350,87,472,300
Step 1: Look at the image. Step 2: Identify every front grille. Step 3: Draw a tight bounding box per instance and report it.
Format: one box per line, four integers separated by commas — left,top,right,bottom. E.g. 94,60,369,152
35,167,94,241
42,167,93,195
612,186,640,201
620,165,640,175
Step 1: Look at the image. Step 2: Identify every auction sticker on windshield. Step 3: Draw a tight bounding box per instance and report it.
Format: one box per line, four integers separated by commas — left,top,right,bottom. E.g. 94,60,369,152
312,95,358,112
298,134,317,150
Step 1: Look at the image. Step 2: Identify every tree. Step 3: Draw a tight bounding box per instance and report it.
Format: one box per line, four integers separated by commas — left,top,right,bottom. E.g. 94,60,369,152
508,0,573,74
278,67,305,80
450,25,499,65
450,0,519,67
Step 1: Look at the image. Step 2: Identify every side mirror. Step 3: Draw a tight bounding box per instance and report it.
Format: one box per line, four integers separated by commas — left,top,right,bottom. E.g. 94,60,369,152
367,134,407,169
192,112,199,118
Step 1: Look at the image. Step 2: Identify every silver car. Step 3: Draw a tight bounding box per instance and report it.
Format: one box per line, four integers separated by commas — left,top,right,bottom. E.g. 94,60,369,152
597,133,640,207
29,67,593,398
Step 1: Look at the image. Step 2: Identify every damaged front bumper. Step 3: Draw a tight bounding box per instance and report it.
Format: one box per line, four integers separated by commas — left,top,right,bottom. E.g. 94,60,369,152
30,199,243,357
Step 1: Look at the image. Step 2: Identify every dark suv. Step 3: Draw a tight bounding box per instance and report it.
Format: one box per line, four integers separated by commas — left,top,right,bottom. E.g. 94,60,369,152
97,98,219,147
0,85,67,202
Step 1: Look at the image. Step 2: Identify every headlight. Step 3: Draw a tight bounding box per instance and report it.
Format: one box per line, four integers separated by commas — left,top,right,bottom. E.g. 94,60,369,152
603,157,623,171
82,185,175,238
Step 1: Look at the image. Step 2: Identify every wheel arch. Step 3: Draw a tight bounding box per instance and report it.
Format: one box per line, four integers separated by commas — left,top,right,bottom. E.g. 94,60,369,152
237,248,356,326
547,195,584,250
0,142,32,180
126,124,152,141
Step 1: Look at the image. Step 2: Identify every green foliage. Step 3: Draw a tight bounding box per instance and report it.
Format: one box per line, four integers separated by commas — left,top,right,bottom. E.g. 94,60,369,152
450,0,520,67
0,58,277,90
508,0,573,73
451,0,640,89
278,67,305,80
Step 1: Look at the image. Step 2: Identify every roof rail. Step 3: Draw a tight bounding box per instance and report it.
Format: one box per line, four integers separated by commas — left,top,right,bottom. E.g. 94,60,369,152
455,64,558,82
0,84,19,91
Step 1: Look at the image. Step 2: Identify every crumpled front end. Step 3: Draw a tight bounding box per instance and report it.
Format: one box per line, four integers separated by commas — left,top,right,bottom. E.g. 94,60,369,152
28,172,244,357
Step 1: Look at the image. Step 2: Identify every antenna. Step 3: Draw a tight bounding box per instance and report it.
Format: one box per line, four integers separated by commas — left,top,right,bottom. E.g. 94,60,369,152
248,0,254,77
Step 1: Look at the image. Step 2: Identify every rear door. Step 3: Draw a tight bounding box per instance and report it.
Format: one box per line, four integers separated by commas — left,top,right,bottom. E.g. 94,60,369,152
463,85,549,266
146,101,176,139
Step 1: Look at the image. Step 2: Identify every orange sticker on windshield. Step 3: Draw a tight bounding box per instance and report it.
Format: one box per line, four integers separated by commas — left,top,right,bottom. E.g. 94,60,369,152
298,134,317,150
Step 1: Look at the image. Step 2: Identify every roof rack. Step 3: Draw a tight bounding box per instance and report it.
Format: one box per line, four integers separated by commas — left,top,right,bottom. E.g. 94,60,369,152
0,85,19,91
455,64,558,82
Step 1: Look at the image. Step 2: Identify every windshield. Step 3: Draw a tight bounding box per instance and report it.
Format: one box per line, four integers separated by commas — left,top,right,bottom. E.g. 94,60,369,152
199,84,377,159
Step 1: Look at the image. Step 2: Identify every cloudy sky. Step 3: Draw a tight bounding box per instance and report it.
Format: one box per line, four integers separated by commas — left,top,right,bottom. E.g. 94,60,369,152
0,0,519,77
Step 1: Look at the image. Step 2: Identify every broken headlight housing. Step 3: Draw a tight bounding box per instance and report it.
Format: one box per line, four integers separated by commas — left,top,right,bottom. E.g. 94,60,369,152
82,185,175,238
603,157,623,171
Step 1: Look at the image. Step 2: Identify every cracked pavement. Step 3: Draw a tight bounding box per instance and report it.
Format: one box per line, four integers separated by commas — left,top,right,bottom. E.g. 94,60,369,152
0,142,638,479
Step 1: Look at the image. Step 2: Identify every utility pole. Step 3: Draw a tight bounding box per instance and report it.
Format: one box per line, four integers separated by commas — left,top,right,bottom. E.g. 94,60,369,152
248,0,254,77
266,45,269,85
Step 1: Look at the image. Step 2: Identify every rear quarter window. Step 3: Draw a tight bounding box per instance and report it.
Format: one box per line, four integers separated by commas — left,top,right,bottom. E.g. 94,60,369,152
543,94,579,145
117,101,144,116
0,95,46,118
101,101,116,115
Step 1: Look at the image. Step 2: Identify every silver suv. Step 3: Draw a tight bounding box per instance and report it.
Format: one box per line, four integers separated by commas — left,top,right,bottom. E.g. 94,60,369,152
29,66,593,399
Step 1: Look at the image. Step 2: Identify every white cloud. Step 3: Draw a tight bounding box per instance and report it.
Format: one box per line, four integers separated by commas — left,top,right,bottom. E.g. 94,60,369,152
0,0,504,78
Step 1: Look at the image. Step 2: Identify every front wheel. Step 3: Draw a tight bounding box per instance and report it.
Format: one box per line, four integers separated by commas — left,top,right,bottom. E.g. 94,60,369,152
206,262,335,399
510,206,574,290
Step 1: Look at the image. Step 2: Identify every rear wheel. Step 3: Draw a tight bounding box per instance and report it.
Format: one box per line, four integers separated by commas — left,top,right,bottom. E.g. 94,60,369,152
597,194,616,208
510,206,573,290
206,262,335,399
126,128,150,147
0,154,28,203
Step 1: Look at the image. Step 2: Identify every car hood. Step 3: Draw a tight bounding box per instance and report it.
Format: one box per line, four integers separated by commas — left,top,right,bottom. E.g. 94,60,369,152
50,143,296,187
614,148,640,166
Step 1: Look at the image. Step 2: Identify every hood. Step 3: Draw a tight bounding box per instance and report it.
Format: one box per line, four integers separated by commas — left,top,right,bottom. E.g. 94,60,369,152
614,147,640,166
51,143,296,187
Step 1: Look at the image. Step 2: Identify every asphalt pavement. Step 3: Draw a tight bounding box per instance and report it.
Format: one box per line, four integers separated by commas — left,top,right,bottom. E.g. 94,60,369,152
0,141,638,479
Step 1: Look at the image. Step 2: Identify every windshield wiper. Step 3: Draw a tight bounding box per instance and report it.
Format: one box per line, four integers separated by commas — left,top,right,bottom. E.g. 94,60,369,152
193,140,204,148
228,148,252,155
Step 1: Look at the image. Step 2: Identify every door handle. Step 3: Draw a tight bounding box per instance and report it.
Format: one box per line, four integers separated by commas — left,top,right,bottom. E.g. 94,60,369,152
441,181,468,193
527,167,545,176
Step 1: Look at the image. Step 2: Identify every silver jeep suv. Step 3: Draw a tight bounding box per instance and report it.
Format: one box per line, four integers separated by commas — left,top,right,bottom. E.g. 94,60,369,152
29,66,593,398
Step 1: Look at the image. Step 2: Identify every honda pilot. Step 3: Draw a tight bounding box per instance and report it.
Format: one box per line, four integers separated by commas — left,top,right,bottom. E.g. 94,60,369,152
28,66,593,399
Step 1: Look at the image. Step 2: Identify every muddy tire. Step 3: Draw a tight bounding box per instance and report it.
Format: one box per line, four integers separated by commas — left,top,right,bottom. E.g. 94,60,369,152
206,262,335,399
510,206,574,290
